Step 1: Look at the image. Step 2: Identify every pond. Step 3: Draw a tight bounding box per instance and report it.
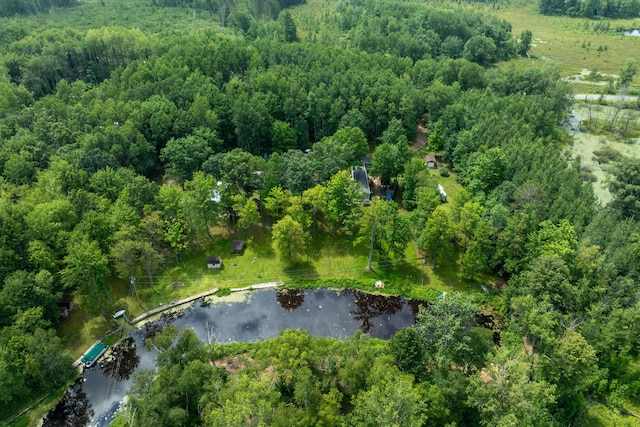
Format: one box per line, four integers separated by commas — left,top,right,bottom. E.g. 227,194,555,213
43,288,423,427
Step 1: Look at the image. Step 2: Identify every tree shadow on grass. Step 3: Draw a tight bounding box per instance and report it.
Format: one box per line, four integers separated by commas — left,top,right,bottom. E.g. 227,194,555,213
308,232,358,258
242,228,275,258
283,261,319,281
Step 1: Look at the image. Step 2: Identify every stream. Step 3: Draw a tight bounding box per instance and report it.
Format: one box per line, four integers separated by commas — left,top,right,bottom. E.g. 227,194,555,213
43,288,423,427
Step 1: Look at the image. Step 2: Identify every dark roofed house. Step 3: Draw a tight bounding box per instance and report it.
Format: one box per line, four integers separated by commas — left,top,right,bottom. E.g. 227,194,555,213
351,165,372,204
425,154,437,169
231,240,245,254
207,256,222,269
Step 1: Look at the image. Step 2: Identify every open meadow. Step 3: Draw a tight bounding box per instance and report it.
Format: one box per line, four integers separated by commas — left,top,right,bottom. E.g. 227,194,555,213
488,3,640,93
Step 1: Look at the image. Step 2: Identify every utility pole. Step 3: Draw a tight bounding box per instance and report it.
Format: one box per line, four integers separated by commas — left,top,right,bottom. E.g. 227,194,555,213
367,215,375,271
130,276,142,307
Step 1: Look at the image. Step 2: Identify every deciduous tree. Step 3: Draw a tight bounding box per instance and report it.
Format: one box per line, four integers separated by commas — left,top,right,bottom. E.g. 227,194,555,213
62,239,112,319
419,205,455,270
272,215,308,264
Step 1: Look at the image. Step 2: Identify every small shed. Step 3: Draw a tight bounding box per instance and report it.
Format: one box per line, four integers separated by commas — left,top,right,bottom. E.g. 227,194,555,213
207,256,222,269
57,300,75,319
231,240,245,254
425,154,438,169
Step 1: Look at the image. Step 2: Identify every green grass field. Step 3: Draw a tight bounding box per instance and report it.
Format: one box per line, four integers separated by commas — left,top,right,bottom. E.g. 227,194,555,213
488,4,640,93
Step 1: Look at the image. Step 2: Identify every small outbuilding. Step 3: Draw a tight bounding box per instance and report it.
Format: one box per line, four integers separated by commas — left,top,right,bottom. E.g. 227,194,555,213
57,300,75,319
231,240,245,254
425,154,438,169
207,256,222,269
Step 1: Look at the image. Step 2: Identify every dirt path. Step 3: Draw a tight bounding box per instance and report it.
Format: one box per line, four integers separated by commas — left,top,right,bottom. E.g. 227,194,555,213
412,124,427,152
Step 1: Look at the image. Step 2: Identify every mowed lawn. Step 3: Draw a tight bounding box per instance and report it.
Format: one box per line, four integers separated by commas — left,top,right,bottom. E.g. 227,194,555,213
62,175,490,358
111,219,479,319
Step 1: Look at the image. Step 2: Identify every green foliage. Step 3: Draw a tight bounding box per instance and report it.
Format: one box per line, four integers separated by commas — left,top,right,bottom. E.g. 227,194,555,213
468,347,556,426
415,292,482,372
0,326,75,413
608,157,640,221
517,30,533,57
357,199,412,262
279,10,298,43
271,120,298,153
526,219,578,265
509,254,577,313
345,358,430,427
401,159,434,211
369,142,411,185
264,186,292,221
160,134,217,183
463,35,497,66
0,0,637,420
62,239,112,318
324,170,361,231
272,215,308,264
237,197,261,230
419,205,455,270
388,327,427,380
618,59,637,89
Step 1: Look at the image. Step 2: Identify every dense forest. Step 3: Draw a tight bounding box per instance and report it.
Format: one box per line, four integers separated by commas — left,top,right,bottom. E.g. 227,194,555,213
0,0,639,424
0,0,78,18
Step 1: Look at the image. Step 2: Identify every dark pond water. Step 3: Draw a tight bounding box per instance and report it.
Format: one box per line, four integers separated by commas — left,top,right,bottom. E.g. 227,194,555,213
44,288,423,427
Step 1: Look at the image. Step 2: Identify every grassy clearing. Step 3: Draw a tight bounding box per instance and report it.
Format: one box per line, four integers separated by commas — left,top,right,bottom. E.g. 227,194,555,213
488,4,640,93
115,222,483,313
56,306,113,359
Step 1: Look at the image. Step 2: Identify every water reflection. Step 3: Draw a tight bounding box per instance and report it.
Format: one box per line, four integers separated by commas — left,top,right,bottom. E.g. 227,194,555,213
47,288,421,427
141,310,184,340
350,290,404,333
100,337,140,381
42,378,94,427
276,287,305,311
408,299,429,321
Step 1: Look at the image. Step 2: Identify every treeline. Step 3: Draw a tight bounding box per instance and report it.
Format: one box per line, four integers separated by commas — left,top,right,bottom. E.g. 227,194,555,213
540,0,640,18
0,0,78,17
330,0,517,64
152,0,306,21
